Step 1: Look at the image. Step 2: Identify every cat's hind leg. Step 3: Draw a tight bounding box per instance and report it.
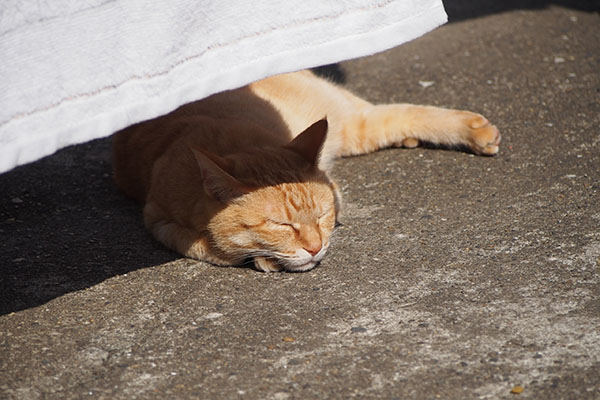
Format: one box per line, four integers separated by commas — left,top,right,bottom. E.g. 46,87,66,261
337,104,500,156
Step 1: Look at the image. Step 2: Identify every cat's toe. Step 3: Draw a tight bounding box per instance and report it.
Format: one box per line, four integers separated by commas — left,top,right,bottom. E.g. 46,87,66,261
402,137,421,148
466,116,501,156
392,137,421,149
253,256,283,272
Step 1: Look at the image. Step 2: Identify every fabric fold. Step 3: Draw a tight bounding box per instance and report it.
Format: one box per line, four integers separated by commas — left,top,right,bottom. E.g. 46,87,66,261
0,0,447,173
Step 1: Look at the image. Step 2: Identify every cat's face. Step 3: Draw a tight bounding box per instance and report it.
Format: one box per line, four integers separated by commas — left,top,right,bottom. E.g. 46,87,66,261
192,119,337,271
209,180,337,271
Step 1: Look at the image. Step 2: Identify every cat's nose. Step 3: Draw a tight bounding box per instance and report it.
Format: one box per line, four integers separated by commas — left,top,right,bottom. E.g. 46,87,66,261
303,242,322,257
300,225,322,257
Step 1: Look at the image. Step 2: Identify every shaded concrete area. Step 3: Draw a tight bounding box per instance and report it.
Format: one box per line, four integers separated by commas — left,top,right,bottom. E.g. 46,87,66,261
1,3,599,399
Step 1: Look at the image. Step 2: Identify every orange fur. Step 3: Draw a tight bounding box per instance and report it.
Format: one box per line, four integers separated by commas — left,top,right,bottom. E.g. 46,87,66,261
113,70,500,271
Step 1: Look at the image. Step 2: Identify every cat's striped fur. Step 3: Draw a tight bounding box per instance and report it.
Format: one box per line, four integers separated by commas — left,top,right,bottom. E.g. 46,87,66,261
113,70,499,271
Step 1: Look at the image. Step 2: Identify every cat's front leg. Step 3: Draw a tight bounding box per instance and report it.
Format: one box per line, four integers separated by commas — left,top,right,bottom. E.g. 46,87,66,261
253,256,284,272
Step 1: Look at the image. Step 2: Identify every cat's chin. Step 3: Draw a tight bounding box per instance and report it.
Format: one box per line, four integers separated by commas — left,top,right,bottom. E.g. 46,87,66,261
285,261,318,272
252,256,319,272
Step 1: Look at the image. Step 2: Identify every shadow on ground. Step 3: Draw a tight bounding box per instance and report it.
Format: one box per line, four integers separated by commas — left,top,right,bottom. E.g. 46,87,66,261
0,139,177,315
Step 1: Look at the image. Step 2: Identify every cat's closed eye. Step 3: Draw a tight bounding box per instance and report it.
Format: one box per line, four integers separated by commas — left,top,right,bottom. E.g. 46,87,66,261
267,220,299,231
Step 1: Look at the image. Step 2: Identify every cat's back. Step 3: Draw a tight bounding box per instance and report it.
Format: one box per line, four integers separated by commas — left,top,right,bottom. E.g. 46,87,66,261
112,71,342,202
112,114,200,202
112,113,286,202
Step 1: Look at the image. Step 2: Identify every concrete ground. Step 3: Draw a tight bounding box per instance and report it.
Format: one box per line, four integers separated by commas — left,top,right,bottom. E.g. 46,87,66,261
1,2,599,399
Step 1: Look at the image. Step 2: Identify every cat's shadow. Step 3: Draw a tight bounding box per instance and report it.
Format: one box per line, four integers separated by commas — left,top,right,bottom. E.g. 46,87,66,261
0,138,182,315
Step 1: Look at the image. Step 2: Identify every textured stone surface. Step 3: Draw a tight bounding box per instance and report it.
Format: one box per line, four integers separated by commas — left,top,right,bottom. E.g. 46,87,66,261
1,2,599,399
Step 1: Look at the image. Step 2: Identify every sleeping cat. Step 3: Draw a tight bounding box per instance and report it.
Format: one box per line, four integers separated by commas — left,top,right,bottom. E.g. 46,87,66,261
113,70,500,272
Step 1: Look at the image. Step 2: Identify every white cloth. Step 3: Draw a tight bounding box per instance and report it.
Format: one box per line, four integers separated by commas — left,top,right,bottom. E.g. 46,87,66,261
0,0,447,173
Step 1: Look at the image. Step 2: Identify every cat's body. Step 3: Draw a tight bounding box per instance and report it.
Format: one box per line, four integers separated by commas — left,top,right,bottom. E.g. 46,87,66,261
113,70,500,271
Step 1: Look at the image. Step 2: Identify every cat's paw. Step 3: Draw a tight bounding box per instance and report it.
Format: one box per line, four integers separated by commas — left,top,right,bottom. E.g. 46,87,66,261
392,137,421,149
254,256,283,272
464,114,501,155
401,137,421,148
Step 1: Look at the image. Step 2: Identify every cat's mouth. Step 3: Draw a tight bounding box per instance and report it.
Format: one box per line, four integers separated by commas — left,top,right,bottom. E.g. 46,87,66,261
283,245,329,272
252,244,329,272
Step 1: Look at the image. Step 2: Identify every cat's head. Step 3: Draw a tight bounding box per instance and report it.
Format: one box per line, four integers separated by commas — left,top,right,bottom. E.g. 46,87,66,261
192,119,340,272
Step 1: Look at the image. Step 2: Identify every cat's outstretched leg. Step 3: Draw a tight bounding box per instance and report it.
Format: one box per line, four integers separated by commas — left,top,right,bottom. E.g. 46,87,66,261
337,104,500,156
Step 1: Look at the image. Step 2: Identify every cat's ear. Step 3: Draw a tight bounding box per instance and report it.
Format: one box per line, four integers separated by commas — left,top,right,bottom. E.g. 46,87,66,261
284,118,328,167
190,147,249,203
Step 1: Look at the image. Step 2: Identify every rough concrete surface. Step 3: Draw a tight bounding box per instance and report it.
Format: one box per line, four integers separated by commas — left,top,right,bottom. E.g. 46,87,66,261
1,2,599,399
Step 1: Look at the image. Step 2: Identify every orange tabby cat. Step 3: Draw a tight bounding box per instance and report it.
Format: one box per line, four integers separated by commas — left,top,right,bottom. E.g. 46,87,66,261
113,70,500,272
